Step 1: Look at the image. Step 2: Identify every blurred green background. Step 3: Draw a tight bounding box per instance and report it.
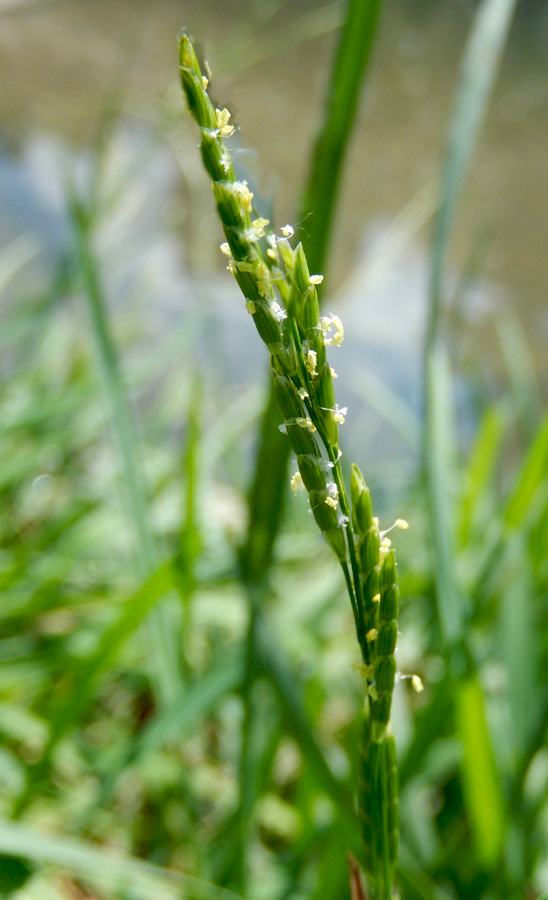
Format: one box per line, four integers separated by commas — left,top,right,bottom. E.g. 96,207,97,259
0,1,547,899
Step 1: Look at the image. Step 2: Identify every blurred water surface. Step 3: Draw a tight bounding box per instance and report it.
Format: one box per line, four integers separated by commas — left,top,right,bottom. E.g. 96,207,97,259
0,0,546,395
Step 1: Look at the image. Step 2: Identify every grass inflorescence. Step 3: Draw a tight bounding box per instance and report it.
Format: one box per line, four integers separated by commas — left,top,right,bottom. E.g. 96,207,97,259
179,32,408,897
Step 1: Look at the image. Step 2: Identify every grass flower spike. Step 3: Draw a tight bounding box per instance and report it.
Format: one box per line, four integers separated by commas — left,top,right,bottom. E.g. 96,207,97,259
179,32,406,899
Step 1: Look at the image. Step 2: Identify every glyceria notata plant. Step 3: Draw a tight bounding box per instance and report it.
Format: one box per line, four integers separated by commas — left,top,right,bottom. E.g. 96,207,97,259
179,33,411,900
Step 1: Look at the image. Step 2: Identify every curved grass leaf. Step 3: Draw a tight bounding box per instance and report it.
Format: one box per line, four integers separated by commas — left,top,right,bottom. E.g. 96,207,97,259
0,821,241,900
456,675,506,869
70,193,182,706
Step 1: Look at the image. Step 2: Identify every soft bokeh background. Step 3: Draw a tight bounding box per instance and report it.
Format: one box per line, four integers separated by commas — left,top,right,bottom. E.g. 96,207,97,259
0,1,547,899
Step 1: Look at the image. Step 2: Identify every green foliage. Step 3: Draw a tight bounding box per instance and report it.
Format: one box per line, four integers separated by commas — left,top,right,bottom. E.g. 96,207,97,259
0,1,547,899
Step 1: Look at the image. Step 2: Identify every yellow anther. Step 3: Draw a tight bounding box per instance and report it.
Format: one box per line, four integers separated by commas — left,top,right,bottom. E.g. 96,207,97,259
304,348,318,376
372,593,381,604
396,518,409,530
245,300,256,314
233,181,253,213
295,417,316,432
290,471,303,493
366,628,378,643
411,675,424,693
354,662,375,679
215,107,235,137
309,274,323,285
252,217,269,238
280,224,294,237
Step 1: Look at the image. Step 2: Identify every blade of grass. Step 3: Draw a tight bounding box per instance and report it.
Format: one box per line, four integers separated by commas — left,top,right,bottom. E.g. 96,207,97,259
13,562,177,816
424,346,465,643
217,1,344,76
300,0,384,278
496,309,543,441
179,373,203,669
253,605,356,829
424,0,517,645
72,646,244,832
70,193,182,705
0,232,41,295
241,0,385,583
500,538,540,758
504,413,548,530
457,404,507,546
427,0,517,350
234,626,281,893
456,674,506,869
0,821,242,900
348,365,421,449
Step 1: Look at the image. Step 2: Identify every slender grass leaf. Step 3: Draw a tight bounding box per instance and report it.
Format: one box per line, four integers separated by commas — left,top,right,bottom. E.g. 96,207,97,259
456,675,506,868
240,0,385,584
457,405,506,545
82,644,245,823
425,346,465,644
427,0,517,347
349,365,420,449
424,0,516,650
253,607,356,831
301,0,384,277
500,538,540,757
504,413,548,530
217,2,344,75
13,563,176,815
397,847,455,900
497,309,543,440
0,821,242,900
70,193,182,706
0,233,40,295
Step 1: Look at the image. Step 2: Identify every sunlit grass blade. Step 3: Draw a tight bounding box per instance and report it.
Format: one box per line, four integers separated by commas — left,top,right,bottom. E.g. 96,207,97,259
500,538,540,757
504,413,548,530
239,388,288,585
456,675,506,869
397,848,456,900
179,373,203,666
217,1,344,76
427,0,517,348
13,563,176,816
424,0,517,647
69,193,182,705
0,232,40,295
0,821,242,900
253,607,356,829
457,405,507,546
75,647,244,828
234,637,281,892
348,365,421,449
240,0,385,585
300,0,384,276
424,347,464,644
496,308,543,440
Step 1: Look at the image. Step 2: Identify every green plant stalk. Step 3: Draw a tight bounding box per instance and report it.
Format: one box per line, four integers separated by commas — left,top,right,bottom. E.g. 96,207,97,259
179,34,404,897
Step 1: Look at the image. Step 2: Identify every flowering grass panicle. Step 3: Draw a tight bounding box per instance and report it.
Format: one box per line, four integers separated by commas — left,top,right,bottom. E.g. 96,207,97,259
179,32,407,898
